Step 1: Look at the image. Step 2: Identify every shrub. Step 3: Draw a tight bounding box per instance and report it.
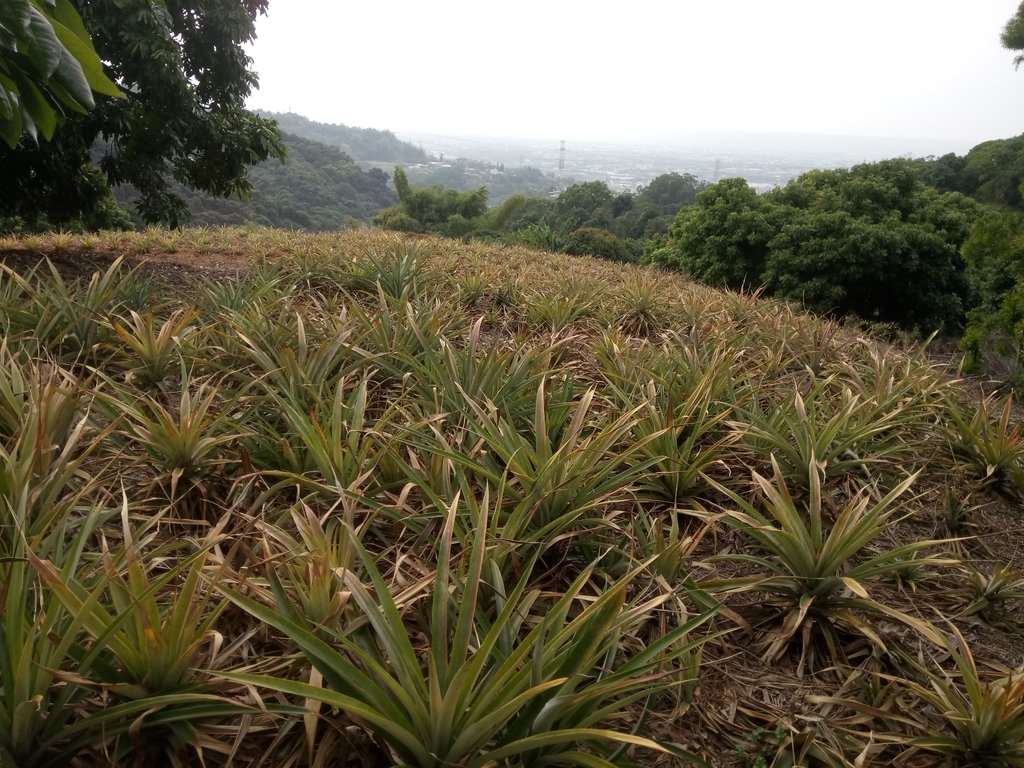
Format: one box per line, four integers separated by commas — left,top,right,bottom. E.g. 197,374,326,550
562,227,638,263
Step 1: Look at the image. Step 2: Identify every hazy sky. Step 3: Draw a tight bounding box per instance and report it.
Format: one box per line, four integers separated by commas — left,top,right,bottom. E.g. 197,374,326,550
246,1,1024,150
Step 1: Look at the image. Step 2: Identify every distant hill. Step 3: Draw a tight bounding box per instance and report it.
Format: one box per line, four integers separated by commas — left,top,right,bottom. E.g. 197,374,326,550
178,133,397,230
261,111,427,165
260,112,560,205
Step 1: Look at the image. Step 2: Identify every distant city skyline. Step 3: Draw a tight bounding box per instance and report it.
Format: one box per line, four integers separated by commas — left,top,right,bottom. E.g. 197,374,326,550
392,127,975,162
384,129,959,195
247,1,1024,150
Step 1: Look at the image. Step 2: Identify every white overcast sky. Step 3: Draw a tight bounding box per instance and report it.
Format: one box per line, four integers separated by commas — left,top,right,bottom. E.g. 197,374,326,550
246,1,1024,150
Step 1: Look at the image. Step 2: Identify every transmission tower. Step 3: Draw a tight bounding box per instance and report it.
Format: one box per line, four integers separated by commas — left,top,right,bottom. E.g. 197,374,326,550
559,140,566,170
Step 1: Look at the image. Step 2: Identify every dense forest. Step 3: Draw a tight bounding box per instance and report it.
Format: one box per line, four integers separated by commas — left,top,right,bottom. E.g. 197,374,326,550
173,133,396,230
646,161,978,332
375,169,706,260
262,111,428,164
912,135,1024,207
403,158,558,205
907,136,1024,379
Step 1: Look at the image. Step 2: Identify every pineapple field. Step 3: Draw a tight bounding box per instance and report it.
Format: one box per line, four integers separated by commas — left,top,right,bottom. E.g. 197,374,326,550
0,227,1022,768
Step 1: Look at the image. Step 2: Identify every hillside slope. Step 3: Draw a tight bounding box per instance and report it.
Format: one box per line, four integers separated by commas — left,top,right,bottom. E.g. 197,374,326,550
179,133,398,229
0,228,1020,767
262,110,428,164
